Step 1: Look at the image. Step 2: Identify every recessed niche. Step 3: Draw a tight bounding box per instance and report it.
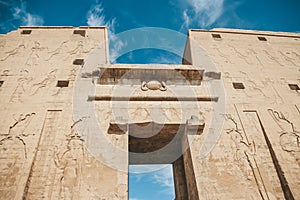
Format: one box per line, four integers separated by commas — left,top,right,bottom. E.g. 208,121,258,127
258,36,267,41
233,82,245,89
212,34,222,39
73,30,86,37
0,81,4,87
56,80,69,88
73,59,84,65
21,30,32,35
288,84,299,91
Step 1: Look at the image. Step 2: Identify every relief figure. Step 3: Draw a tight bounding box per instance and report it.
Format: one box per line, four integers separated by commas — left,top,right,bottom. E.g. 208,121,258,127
10,70,33,102
54,121,85,200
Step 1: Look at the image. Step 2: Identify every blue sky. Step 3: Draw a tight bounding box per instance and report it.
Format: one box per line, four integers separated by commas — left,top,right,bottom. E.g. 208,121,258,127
1,0,300,199
1,0,300,64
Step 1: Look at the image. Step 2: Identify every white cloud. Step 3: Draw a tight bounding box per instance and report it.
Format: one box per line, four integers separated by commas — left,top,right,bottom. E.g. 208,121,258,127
12,7,22,19
183,9,191,28
130,165,174,195
149,54,181,64
86,4,106,26
86,3,124,63
151,165,174,194
22,13,44,26
108,25,127,63
12,2,44,26
86,3,117,29
181,0,224,30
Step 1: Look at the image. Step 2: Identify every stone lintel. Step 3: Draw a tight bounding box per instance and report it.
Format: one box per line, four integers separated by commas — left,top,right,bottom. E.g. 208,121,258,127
108,121,205,136
88,95,218,102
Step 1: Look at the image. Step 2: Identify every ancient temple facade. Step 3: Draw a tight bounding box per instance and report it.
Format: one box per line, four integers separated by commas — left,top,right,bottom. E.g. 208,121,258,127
0,26,299,200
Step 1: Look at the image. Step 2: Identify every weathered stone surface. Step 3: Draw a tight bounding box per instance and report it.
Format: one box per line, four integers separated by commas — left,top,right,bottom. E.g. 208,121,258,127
0,27,126,200
0,27,299,200
184,29,300,200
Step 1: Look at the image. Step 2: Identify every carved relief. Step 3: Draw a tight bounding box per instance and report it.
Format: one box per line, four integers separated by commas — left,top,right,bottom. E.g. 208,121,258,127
224,114,256,180
247,48,264,66
24,110,62,199
10,70,33,102
52,119,119,199
224,111,284,199
228,45,251,65
263,49,284,66
69,67,78,81
46,39,95,63
291,51,300,60
141,80,167,91
238,71,284,104
0,112,35,158
0,42,26,61
0,159,20,199
45,41,69,61
1,69,10,76
54,131,84,200
0,39,6,48
268,109,300,154
1,28,124,199
0,112,35,199
11,69,58,102
212,45,233,64
68,40,92,57
29,69,57,95
130,106,151,121
25,41,47,66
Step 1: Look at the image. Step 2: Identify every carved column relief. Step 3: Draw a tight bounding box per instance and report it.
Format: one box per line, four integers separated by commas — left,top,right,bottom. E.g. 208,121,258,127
238,110,285,200
21,113,120,200
23,110,62,199
267,107,300,199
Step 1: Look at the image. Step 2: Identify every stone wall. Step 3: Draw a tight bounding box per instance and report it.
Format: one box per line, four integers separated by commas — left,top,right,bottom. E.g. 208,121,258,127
1,27,299,200
0,27,128,200
185,29,300,199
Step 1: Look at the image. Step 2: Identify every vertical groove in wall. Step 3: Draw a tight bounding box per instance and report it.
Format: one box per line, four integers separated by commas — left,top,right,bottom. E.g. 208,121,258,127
295,105,300,115
254,111,295,200
22,110,61,200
